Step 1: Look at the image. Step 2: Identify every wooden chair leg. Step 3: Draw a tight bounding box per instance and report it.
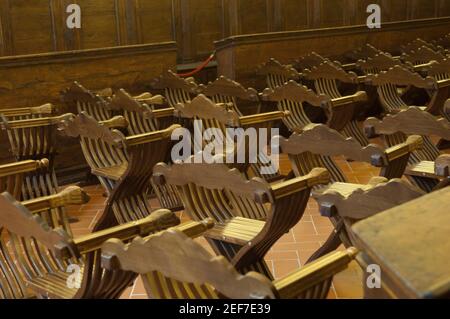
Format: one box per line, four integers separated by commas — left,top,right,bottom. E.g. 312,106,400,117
306,228,343,264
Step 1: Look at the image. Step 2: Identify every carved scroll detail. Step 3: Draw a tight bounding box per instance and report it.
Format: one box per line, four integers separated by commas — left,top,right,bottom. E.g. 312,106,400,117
153,158,272,203
366,65,436,88
364,107,450,140
0,192,73,254
316,178,425,219
256,58,301,79
402,46,446,64
199,76,259,101
303,60,357,83
101,229,276,299
279,124,386,164
261,80,330,106
174,94,240,126
150,70,198,92
58,112,125,146
356,52,399,72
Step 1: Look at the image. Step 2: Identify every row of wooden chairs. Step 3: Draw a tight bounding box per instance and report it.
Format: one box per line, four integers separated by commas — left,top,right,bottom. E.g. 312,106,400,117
1,36,449,298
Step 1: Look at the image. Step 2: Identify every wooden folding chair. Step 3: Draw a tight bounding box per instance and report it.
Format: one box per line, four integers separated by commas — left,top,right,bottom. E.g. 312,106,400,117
153,155,330,278
0,114,75,216
58,113,183,219
365,107,450,192
0,189,181,299
278,123,423,261
101,226,357,299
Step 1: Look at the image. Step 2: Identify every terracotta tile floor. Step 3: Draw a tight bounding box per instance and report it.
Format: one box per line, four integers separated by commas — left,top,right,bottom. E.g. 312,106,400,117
64,152,391,300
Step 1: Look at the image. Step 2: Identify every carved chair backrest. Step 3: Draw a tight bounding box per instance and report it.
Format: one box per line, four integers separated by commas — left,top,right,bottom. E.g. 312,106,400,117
402,46,446,66
61,82,113,122
256,58,301,89
199,76,259,116
173,94,240,152
279,123,420,183
102,222,356,299
356,52,400,75
345,44,381,63
364,107,450,163
150,70,198,107
401,38,438,55
365,65,436,113
260,80,329,131
425,59,450,81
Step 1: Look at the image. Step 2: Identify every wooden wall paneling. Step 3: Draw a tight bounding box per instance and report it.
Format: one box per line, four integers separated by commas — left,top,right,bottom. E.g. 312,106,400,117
278,0,309,31
135,0,173,45
8,0,53,55
342,0,357,26
410,0,439,20
49,0,65,51
438,0,450,17
115,0,129,45
189,0,223,59
238,0,269,34
225,0,240,36
316,0,346,28
76,0,118,49
0,0,14,56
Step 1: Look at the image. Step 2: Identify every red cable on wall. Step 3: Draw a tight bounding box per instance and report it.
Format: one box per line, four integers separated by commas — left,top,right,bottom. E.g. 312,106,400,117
177,51,216,77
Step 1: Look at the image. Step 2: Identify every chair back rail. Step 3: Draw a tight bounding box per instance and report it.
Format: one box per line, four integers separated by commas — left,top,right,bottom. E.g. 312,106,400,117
101,226,356,299
256,58,301,89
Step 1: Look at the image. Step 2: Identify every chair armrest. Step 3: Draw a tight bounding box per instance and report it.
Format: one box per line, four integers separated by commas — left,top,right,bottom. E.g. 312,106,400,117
383,135,423,164
274,248,357,299
435,154,450,177
56,210,183,259
124,124,181,146
99,116,129,129
330,91,368,107
0,103,55,117
21,186,90,213
0,159,49,178
270,168,329,201
144,107,175,119
239,111,289,126
436,78,450,89
135,93,166,105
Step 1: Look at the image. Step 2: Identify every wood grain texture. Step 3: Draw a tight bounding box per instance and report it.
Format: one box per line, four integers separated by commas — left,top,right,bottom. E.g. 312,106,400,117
0,43,177,108
352,187,450,298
